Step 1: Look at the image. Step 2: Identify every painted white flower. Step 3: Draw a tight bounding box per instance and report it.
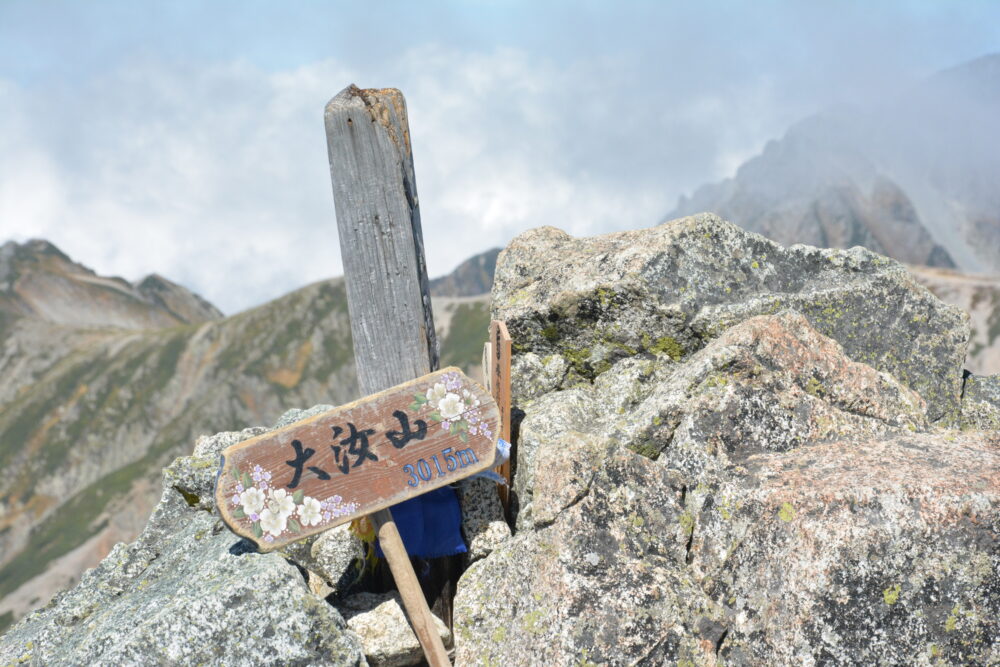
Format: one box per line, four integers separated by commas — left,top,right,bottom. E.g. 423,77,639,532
438,392,464,420
298,496,322,526
259,508,286,536
267,488,296,519
461,389,480,408
239,487,266,515
427,382,447,405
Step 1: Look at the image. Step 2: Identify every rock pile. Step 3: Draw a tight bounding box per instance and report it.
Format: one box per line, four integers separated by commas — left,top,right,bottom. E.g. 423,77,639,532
455,213,999,665
2,213,997,665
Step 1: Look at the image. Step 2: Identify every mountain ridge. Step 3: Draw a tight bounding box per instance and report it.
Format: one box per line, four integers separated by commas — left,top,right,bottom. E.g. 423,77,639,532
669,52,1000,275
0,242,492,632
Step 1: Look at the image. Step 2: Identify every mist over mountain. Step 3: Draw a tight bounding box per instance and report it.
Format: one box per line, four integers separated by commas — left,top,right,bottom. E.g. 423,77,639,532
670,53,1000,274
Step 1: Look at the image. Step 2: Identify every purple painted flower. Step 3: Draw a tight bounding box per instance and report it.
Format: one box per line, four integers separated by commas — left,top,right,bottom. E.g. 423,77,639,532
264,535,274,543
254,465,263,473
235,483,244,493
323,511,331,521
263,471,271,481
332,495,342,504
231,494,241,505
469,425,479,435
441,421,450,431
259,481,269,490
249,512,260,521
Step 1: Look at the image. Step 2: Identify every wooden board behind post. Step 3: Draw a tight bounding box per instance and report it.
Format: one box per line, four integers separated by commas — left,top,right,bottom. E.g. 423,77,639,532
489,321,512,510
325,84,449,667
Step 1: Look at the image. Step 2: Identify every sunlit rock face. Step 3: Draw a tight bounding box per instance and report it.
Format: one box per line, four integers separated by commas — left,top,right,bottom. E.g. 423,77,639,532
0,427,367,666
453,215,998,666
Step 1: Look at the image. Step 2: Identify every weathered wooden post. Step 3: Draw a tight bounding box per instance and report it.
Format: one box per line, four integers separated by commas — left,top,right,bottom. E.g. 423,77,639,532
323,85,449,666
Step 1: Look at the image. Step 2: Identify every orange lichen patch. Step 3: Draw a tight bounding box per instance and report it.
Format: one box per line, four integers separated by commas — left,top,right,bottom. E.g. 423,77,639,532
24,383,89,459
265,339,313,389
753,431,1000,525
0,494,55,531
239,390,262,422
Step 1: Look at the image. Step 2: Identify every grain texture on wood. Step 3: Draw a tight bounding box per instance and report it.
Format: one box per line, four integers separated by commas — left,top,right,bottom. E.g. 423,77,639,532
325,85,438,392
216,368,499,553
326,84,450,667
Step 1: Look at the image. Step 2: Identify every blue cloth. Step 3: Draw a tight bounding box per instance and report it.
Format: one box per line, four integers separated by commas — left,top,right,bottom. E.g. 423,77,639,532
375,486,467,559
374,440,511,559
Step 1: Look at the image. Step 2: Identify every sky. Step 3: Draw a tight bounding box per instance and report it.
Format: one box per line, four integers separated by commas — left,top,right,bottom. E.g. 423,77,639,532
1,1,998,314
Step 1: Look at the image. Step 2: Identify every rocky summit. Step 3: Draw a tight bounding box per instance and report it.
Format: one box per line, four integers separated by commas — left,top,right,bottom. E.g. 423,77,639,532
2,214,998,665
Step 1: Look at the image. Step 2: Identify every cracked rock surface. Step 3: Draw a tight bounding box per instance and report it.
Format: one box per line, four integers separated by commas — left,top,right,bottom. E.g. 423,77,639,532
0,427,366,666
454,215,998,666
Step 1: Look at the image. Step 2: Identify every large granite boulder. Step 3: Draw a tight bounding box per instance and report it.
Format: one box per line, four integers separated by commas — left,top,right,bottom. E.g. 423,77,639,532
962,373,1000,431
454,216,998,665
493,213,969,424
0,427,367,666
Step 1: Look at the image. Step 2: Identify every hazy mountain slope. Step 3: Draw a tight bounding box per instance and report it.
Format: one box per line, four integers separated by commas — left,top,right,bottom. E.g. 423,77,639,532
670,53,1000,273
429,248,500,297
0,240,222,328
910,266,1000,376
0,245,492,633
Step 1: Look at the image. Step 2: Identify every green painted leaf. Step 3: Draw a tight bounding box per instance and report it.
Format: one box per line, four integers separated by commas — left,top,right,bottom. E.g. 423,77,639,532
430,412,443,422
292,489,304,504
414,393,426,403
288,518,302,533
409,401,422,412
230,467,239,481
232,507,246,519
460,431,469,443
450,422,460,435
242,472,253,489
253,522,263,539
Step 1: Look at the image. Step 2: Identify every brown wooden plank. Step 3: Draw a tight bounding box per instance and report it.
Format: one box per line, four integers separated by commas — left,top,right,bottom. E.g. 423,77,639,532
489,321,513,508
215,368,498,553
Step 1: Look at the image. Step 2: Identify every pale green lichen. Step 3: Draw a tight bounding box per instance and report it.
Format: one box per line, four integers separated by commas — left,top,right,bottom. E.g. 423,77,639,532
944,605,960,632
521,610,547,635
642,334,684,361
778,502,796,522
805,376,825,398
679,511,695,536
883,583,901,605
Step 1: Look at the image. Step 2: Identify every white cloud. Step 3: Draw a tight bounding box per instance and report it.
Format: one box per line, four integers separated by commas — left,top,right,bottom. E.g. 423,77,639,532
0,46,818,313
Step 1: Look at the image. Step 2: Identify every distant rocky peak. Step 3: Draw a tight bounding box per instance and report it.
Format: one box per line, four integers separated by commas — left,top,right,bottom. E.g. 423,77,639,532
429,247,500,297
0,238,221,330
137,273,224,324
670,52,1000,275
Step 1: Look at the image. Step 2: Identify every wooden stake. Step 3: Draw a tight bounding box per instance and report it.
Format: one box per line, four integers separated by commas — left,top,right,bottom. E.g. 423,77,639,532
488,321,513,510
325,84,449,667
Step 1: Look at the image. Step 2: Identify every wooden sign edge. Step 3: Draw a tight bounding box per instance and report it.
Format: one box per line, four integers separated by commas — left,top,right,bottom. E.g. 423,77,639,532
213,366,498,552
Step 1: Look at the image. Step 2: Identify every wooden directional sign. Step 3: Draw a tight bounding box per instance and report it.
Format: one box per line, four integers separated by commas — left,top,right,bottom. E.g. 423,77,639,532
215,367,498,552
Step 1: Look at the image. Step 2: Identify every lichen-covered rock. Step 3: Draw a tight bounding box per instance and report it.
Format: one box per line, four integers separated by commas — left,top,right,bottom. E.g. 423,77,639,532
512,311,928,527
457,478,511,562
688,430,1000,665
340,592,451,667
455,434,719,666
0,427,366,666
961,374,1000,431
493,213,969,424
455,218,999,665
